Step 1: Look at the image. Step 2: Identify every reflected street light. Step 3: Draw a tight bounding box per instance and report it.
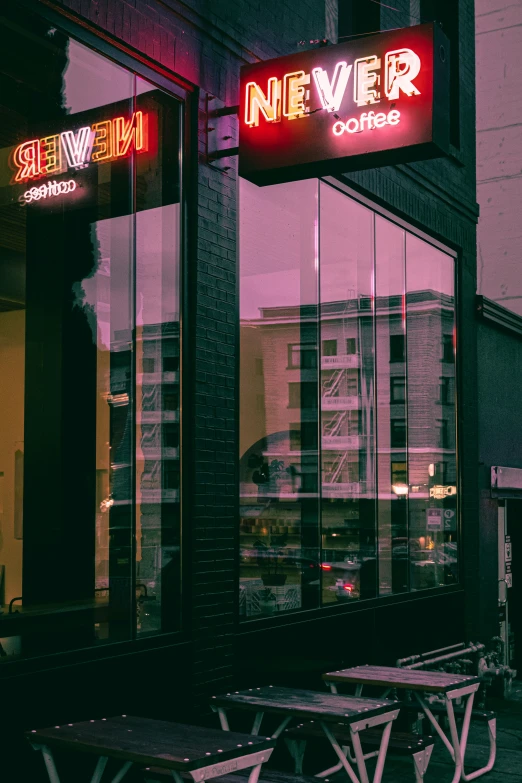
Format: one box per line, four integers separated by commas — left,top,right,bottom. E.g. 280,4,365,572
392,483,409,496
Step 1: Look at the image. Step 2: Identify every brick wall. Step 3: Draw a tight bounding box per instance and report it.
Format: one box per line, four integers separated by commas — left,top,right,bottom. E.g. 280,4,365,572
41,0,480,694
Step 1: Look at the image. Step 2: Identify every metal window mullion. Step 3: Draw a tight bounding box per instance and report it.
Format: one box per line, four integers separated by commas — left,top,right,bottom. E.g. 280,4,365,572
372,211,379,597
131,75,138,640
403,228,411,592
318,181,324,603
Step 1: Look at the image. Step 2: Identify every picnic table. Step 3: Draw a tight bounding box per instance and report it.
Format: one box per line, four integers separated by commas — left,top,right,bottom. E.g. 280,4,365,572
27,715,275,783
211,685,400,783
322,666,494,783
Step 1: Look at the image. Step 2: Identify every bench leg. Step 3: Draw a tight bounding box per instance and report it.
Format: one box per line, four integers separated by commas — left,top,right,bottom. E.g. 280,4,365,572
108,761,133,783
90,756,108,783
319,721,362,783
247,762,263,783
171,771,184,783
360,719,392,783
460,716,497,782
271,716,292,739
38,746,61,783
251,712,264,736
314,755,345,777
412,744,434,783
215,707,230,731
285,739,307,774
414,692,457,760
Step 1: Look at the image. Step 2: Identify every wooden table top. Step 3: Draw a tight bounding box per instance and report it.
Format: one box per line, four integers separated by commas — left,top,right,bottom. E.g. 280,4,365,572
322,666,480,694
212,686,398,724
27,716,275,771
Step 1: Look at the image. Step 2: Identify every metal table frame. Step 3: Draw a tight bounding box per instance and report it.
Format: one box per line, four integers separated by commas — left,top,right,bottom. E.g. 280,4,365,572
212,691,400,783
30,721,274,783
32,743,271,783
326,674,495,783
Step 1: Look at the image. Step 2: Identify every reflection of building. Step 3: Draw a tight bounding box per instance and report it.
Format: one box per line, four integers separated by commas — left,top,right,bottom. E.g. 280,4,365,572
102,320,181,633
240,286,457,608
136,320,180,606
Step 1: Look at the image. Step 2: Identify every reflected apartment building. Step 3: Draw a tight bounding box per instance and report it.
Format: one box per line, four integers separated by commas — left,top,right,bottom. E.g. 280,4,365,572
96,317,181,640
239,179,458,619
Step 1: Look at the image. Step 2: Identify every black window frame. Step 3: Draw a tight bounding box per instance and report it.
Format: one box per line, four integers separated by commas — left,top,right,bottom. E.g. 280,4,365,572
5,0,196,667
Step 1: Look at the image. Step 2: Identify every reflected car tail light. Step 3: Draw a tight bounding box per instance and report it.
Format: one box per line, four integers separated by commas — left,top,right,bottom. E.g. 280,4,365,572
320,563,332,570
343,583,354,592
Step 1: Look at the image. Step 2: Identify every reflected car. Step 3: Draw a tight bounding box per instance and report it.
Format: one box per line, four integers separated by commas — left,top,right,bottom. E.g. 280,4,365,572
321,559,362,600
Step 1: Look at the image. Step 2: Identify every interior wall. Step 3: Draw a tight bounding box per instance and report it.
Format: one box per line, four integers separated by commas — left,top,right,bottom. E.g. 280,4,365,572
0,309,25,606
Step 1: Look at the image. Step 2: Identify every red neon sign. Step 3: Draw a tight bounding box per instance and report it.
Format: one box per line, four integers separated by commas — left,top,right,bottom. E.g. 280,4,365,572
11,111,148,183
239,24,450,186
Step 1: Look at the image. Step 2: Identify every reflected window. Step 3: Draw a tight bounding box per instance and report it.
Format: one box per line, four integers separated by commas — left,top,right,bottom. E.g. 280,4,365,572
390,334,405,362
440,377,452,404
391,419,407,448
289,382,317,409
163,356,179,372
442,334,454,362
322,339,337,356
392,462,408,485
391,377,406,403
288,343,317,369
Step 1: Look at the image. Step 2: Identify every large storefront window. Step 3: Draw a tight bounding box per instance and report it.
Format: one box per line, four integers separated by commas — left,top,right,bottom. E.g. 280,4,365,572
0,8,182,661
239,179,457,618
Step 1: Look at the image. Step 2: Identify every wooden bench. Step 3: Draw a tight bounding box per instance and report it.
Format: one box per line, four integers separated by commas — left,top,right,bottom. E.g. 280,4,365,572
27,716,276,783
283,721,434,783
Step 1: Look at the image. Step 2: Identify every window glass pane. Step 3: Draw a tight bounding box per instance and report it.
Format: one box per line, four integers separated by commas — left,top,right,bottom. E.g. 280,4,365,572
238,180,458,619
134,76,182,636
406,234,457,590
239,178,320,618
319,182,376,604
0,9,183,661
375,217,408,595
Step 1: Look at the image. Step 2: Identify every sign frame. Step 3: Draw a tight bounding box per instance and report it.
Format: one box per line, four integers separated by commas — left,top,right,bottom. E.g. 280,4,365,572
239,23,450,186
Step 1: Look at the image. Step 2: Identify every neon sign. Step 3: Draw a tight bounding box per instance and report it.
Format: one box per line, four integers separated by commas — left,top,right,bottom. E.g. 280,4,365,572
12,111,148,183
239,24,450,186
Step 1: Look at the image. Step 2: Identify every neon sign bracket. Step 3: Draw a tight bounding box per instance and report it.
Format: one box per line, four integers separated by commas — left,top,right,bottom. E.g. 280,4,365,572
205,94,239,176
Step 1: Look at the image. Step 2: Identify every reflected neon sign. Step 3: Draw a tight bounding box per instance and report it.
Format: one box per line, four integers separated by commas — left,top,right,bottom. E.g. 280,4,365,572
20,178,77,204
12,111,148,183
